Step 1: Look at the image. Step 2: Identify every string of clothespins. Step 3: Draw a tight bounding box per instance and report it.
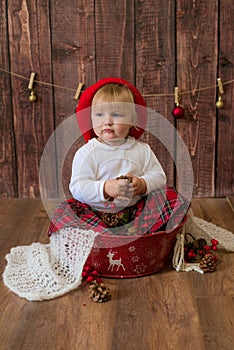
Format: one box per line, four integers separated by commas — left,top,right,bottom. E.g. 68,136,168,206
0,67,233,112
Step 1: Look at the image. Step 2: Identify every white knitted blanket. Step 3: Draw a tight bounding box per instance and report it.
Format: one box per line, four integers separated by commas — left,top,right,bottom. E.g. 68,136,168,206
3,227,99,301
3,209,234,301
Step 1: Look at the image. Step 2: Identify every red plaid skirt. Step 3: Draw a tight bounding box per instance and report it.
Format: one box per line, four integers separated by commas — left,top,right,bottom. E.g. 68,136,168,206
48,186,189,237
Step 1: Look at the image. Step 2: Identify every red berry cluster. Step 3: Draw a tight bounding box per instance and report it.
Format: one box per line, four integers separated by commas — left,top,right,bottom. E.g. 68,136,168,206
82,265,102,284
184,237,219,263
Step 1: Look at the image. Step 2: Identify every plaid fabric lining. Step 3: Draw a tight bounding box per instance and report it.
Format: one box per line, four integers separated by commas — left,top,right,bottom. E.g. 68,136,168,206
47,186,189,237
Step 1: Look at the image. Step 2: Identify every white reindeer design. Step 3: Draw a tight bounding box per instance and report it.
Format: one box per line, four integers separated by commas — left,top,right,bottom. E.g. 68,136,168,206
107,250,126,271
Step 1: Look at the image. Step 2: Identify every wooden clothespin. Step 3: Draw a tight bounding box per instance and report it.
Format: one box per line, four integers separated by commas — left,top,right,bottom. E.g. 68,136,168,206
216,78,224,109
74,82,84,100
174,86,179,106
217,77,224,95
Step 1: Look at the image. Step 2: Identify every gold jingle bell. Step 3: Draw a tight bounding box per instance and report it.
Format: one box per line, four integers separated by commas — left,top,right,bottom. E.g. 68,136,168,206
29,90,37,102
216,96,224,109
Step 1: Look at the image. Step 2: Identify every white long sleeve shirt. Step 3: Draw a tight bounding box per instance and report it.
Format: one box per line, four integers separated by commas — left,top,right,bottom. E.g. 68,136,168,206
69,137,166,210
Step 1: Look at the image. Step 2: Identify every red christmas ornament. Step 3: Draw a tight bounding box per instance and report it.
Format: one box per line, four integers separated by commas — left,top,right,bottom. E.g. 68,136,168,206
82,271,88,278
211,239,219,246
82,265,103,284
183,236,219,265
172,87,185,119
91,270,99,276
84,265,92,272
172,105,185,119
86,275,94,283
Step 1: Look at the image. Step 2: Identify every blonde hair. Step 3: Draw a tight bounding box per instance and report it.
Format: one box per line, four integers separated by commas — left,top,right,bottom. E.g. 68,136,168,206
92,84,137,125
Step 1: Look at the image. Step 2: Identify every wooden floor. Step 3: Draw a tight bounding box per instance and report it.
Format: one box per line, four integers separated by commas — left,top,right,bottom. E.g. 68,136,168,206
0,198,233,350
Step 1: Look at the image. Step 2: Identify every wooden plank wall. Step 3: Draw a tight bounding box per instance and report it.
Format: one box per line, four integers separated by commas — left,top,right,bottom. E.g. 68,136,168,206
0,0,233,198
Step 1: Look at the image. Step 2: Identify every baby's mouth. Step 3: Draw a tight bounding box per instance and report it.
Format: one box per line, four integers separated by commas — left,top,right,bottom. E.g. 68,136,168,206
102,129,114,133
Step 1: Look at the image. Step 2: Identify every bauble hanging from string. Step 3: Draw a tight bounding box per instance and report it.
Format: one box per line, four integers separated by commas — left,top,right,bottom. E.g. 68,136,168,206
29,90,37,102
216,96,224,109
172,86,185,119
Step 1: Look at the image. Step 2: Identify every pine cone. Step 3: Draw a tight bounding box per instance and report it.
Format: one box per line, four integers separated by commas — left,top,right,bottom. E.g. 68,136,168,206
88,281,111,303
196,238,207,249
199,254,217,273
116,175,132,183
187,241,195,250
101,212,119,227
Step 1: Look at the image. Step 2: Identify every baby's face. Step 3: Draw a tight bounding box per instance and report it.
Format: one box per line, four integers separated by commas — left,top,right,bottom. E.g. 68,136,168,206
91,103,133,145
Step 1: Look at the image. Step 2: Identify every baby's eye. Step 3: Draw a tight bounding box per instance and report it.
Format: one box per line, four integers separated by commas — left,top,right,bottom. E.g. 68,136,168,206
113,112,124,117
95,112,104,117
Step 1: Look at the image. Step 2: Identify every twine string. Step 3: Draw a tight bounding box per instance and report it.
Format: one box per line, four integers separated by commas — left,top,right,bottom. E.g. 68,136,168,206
0,67,233,98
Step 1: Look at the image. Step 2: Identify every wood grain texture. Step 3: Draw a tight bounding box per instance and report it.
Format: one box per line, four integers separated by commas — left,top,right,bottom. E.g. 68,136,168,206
135,0,176,185
190,197,234,232
216,0,234,196
0,0,17,197
176,0,218,197
7,0,56,198
0,198,233,350
0,1,234,198
111,275,206,350
95,0,135,81
226,195,234,213
50,0,95,198
51,0,95,120
196,297,234,350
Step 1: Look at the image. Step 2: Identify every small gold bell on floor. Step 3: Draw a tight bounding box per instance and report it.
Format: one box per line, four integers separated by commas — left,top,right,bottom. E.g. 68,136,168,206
216,96,224,109
29,90,37,102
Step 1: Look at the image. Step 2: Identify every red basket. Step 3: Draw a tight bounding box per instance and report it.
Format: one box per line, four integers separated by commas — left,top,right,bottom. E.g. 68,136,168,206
86,220,185,278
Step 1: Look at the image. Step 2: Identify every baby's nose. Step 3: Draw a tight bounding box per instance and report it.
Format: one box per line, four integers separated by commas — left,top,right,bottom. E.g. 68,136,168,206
104,114,113,125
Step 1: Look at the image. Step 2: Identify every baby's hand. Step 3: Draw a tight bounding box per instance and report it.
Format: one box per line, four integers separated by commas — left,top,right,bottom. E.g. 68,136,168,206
124,174,147,197
104,178,132,201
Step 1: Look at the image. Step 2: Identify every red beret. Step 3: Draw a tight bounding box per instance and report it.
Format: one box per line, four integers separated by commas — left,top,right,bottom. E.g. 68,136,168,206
75,77,147,142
